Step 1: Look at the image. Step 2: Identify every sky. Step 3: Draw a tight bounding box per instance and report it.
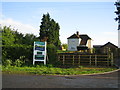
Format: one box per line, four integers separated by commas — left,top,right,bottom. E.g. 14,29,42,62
0,0,119,46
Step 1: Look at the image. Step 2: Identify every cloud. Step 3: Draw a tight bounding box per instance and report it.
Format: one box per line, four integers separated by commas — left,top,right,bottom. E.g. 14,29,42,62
0,18,39,36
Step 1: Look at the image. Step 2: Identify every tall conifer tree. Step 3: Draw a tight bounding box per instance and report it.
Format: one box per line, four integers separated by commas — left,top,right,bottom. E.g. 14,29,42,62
39,13,61,48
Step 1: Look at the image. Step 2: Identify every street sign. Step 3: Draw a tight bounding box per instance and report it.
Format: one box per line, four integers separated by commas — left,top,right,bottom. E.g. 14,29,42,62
33,41,47,65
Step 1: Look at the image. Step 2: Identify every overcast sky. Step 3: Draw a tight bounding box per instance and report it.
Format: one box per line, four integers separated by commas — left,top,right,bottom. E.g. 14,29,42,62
1,0,118,46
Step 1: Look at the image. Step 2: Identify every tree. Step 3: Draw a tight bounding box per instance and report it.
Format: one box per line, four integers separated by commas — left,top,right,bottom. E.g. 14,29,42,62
13,30,38,45
39,13,61,48
39,13,51,40
23,33,38,45
2,26,15,45
1,26,38,64
62,43,68,50
13,31,24,44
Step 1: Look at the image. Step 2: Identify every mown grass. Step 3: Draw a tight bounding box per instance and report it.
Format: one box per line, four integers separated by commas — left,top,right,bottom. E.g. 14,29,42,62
2,65,117,75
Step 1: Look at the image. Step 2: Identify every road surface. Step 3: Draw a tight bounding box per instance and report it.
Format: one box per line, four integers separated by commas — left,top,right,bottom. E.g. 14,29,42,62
2,70,120,88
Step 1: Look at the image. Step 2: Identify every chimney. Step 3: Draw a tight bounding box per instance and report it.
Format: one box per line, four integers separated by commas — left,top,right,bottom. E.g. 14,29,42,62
76,31,79,36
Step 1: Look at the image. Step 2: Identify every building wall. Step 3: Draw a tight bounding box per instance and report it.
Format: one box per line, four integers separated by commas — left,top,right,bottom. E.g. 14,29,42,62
101,44,118,54
68,38,81,51
86,39,92,49
118,30,120,48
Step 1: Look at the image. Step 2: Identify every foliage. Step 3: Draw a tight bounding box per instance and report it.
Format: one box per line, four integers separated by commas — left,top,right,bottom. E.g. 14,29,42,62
39,13,61,48
2,65,117,75
62,43,68,50
23,33,38,45
3,59,12,67
57,50,73,53
2,44,33,64
1,12,62,65
47,44,57,64
2,26,15,45
13,31,24,44
1,13,62,65
14,59,24,67
1,26,38,65
1,26,38,46
13,56,26,67
13,30,39,46
78,65,83,69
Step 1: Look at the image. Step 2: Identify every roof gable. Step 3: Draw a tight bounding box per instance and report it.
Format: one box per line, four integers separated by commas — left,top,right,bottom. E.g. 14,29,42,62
67,34,91,40
93,42,118,49
79,34,91,40
67,34,80,39
101,42,118,48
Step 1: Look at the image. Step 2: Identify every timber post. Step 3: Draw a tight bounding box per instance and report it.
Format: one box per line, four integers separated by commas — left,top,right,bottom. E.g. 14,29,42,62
90,55,91,65
95,55,97,66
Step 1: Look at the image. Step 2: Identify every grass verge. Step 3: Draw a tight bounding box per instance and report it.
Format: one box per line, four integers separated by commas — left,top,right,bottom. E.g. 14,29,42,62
2,65,117,75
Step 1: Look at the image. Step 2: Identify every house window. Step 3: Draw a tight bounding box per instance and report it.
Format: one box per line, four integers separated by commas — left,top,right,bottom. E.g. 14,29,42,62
71,40,75,42
71,47,75,49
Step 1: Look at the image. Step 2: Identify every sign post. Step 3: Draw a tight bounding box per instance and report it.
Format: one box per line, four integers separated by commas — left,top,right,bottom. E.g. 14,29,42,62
33,41,47,65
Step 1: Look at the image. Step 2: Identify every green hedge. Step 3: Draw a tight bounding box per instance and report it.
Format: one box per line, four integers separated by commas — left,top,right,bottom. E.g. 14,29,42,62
2,44,33,65
47,44,57,64
2,43,60,66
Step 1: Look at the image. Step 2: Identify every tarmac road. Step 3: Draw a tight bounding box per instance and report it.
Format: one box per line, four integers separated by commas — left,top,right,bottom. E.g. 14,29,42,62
2,70,120,88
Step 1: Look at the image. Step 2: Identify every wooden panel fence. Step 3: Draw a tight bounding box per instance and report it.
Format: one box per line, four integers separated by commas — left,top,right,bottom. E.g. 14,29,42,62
58,53,114,66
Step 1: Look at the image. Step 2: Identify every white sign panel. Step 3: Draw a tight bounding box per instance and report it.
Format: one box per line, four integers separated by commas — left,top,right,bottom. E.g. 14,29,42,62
33,41,47,65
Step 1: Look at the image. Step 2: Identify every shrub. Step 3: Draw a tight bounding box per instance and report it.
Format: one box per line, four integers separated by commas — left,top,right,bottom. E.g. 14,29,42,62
2,44,33,65
4,59,12,67
14,59,24,67
47,64,53,68
78,65,83,69
47,44,57,64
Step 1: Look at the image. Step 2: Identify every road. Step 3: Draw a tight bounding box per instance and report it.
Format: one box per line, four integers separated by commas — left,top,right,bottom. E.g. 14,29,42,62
2,70,120,88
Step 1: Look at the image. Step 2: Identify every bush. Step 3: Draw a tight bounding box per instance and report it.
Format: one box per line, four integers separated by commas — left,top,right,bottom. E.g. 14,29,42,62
47,64,53,68
4,59,12,67
14,59,24,67
47,44,57,64
2,44,33,65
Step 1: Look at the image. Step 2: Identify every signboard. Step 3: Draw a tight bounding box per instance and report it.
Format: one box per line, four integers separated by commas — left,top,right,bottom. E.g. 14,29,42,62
33,41,47,65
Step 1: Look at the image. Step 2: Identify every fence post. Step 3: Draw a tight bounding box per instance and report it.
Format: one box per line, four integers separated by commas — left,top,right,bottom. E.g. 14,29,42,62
58,54,60,61
90,55,91,66
95,55,97,66
78,55,80,65
107,53,111,66
63,55,65,65
73,55,74,65
107,54,109,66
111,53,114,66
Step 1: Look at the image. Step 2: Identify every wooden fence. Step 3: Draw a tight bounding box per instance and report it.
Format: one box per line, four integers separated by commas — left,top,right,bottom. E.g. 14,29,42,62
58,53,114,66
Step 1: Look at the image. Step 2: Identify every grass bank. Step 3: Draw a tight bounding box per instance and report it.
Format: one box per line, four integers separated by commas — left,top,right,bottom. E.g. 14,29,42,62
2,65,117,75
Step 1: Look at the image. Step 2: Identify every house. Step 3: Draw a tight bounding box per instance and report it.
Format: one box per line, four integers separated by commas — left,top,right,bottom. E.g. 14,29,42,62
93,42,119,67
67,31,92,51
93,42,118,54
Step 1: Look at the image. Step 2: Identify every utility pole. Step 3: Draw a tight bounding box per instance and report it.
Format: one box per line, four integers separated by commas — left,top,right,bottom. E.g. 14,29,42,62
115,0,120,48
115,0,120,68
